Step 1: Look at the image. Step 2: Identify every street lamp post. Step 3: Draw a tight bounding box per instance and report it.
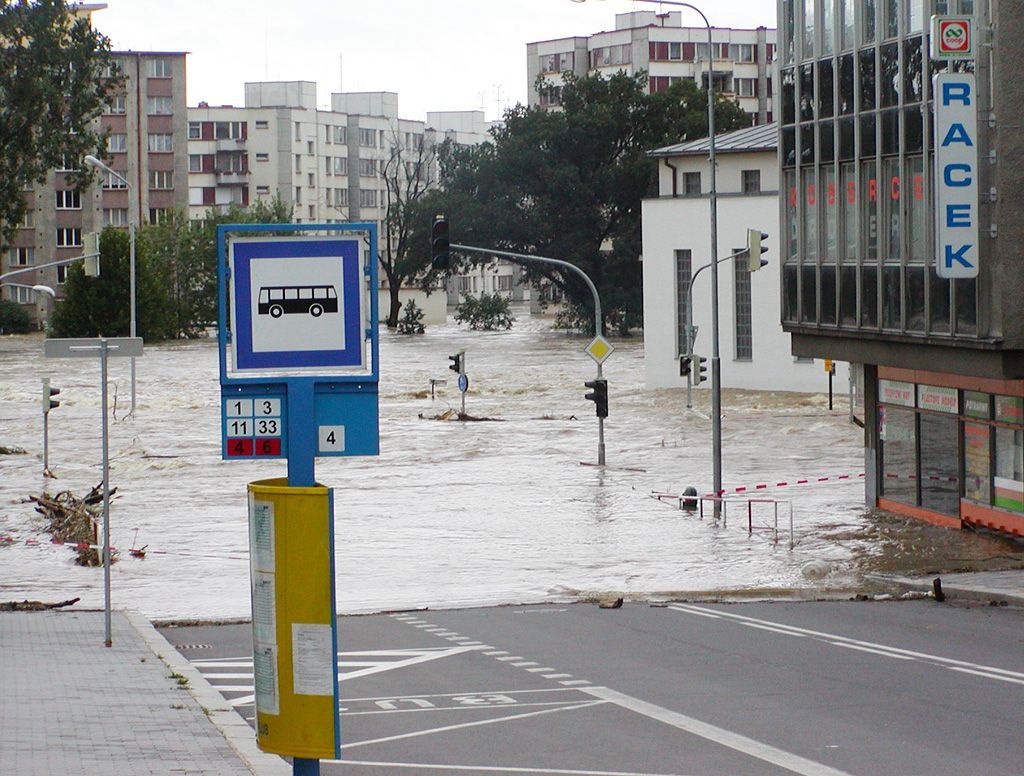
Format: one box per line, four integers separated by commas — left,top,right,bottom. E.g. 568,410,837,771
571,0,722,504
84,155,137,416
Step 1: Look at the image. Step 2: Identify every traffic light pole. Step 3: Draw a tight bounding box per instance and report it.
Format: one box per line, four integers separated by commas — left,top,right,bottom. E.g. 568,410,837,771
451,243,605,465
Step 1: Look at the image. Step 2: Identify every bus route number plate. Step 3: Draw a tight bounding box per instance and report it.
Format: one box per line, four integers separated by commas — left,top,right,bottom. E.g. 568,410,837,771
222,395,287,459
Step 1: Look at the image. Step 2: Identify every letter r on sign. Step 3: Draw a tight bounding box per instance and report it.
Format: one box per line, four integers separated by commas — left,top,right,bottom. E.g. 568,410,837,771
942,81,972,106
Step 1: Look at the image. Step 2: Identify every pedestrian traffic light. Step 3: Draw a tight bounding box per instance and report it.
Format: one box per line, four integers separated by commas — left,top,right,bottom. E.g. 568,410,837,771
584,378,608,418
747,228,769,272
448,351,464,374
42,378,60,414
679,355,691,377
83,232,100,277
695,356,708,384
431,216,450,271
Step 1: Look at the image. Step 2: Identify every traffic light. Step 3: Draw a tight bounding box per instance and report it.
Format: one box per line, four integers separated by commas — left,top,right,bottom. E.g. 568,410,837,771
83,232,100,277
679,355,691,377
695,356,708,384
448,351,464,374
584,378,609,418
42,378,60,414
431,215,450,271
747,228,769,272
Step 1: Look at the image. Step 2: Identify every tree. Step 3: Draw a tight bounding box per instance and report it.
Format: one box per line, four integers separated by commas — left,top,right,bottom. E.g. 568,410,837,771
378,130,439,328
415,71,750,334
0,0,117,247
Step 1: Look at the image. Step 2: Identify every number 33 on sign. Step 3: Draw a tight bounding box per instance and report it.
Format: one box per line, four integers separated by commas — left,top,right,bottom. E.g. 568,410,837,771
222,396,287,459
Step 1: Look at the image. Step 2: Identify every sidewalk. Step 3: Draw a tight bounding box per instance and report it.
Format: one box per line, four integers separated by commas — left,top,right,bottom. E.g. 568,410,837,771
0,609,289,776
870,568,1024,606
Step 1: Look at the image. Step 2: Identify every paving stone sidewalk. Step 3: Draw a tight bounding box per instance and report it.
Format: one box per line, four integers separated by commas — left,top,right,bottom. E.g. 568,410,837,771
0,609,287,776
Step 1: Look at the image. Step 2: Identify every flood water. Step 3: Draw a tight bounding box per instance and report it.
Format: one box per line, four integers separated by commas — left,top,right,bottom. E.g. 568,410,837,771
0,313,996,620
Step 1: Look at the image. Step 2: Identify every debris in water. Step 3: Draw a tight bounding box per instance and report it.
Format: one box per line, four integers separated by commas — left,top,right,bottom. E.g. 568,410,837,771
28,485,117,567
598,597,624,609
419,410,504,422
1,597,80,611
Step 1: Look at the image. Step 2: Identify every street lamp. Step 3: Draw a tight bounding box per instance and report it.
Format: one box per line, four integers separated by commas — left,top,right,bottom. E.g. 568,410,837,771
84,154,137,416
571,0,722,505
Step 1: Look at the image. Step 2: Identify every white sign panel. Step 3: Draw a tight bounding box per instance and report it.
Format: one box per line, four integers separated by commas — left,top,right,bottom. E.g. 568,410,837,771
933,73,980,279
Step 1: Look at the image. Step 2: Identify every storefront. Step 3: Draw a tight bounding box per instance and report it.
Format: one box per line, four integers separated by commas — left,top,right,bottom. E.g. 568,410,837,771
877,367,1024,536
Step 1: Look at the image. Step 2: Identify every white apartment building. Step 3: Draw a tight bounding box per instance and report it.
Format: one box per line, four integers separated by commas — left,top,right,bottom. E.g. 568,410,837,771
527,11,777,125
188,83,500,323
642,122,849,393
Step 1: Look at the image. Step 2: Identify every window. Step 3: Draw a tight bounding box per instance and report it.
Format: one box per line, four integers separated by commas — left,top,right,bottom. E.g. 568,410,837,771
741,169,761,194
188,122,202,139
256,185,270,195
333,188,348,207
148,133,173,152
333,126,347,144
147,96,173,115
591,44,631,67
149,170,173,189
307,141,314,155
148,208,170,224
8,246,33,266
307,173,314,187
255,120,269,130
539,85,562,107
107,95,126,114
20,210,34,228
360,158,376,177
295,154,302,173
102,170,127,189
359,128,376,147
107,133,127,153
214,121,244,139
188,154,203,172
995,397,1024,512
324,156,333,175
729,43,756,63
675,249,692,357
308,205,315,218
217,152,245,173
146,58,172,77
735,78,759,97
295,186,302,202
294,122,301,141
55,189,81,209
103,208,129,226
255,152,270,162
333,157,347,175
497,275,513,292
360,189,377,208
683,171,701,196
734,259,753,360
55,227,82,247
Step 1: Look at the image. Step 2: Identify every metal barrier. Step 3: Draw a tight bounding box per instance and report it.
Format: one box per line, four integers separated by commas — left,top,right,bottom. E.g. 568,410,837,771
693,495,795,549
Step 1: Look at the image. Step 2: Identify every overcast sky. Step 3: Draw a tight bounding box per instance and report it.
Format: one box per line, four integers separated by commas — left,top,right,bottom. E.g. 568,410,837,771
93,0,776,122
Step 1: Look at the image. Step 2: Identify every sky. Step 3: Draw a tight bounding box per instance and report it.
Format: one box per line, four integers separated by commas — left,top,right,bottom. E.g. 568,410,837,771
92,0,777,123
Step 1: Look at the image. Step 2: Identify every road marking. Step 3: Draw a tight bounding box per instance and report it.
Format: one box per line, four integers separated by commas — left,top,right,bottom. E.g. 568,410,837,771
559,680,592,686
512,661,539,667
496,655,524,661
543,673,573,679
526,667,556,673
740,622,808,637
484,650,509,656
669,604,1024,684
338,700,607,751
830,642,914,660
334,758,695,775
582,686,854,776
341,699,595,717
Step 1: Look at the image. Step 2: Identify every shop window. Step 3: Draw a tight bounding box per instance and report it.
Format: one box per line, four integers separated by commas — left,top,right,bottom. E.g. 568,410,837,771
955,278,977,336
839,265,857,326
783,264,799,322
995,424,1024,512
881,405,916,505
860,112,877,157
817,60,834,118
905,266,925,332
879,43,899,107
820,264,837,325
903,37,924,103
799,64,814,121
861,265,878,327
859,50,876,110
882,265,901,329
800,265,817,324
782,68,796,125
964,422,991,505
929,272,951,334
920,412,960,516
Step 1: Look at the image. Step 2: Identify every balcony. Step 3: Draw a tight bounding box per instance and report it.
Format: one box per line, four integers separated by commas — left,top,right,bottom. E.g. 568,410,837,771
215,137,246,152
215,169,250,185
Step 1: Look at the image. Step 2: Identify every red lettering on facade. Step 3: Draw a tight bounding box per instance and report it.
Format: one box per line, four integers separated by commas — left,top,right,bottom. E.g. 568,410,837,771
847,181,857,203
788,187,797,207
868,179,877,202
913,175,924,200
827,183,836,206
806,184,816,206
890,176,900,200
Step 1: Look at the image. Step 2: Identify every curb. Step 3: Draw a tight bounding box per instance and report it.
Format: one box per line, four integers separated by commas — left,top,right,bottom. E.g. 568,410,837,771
124,610,292,776
865,574,1024,607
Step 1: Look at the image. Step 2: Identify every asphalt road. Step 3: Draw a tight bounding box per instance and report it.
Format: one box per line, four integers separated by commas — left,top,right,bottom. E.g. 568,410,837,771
161,600,1024,775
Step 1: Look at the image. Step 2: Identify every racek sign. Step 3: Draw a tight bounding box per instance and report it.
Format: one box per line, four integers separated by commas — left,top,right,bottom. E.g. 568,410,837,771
933,72,980,279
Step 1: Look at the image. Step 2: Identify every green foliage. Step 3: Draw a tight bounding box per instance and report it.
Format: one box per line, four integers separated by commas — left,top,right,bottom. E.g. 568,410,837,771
0,299,32,334
395,299,426,335
415,71,749,333
52,197,293,341
454,292,515,331
0,0,119,247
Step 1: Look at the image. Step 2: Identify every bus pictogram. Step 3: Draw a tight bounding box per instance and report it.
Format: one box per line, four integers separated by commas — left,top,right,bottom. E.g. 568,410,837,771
258,285,339,318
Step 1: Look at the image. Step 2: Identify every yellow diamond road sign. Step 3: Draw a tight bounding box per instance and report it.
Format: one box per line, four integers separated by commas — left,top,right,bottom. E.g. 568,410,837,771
585,335,614,365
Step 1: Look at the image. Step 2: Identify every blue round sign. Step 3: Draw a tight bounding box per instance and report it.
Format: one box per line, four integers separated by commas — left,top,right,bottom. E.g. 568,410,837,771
458,374,469,393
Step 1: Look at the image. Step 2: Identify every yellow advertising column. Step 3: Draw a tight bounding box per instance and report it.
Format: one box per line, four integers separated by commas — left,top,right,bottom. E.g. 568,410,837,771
247,477,340,759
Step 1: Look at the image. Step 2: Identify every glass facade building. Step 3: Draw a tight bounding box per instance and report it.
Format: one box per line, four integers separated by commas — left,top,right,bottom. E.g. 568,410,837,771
777,0,1024,537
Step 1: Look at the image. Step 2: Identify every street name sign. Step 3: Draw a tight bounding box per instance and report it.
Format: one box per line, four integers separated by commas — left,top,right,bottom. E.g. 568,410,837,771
45,337,144,358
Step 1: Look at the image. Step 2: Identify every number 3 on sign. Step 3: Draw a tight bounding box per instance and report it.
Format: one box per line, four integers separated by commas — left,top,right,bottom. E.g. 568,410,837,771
318,425,346,453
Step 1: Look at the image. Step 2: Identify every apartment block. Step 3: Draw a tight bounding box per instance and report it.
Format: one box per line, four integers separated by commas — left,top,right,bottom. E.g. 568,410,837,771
526,11,777,124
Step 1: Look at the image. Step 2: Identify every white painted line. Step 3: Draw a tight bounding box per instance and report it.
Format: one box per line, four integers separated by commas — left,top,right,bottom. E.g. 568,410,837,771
341,699,597,716
459,641,485,646
542,673,574,679
526,667,556,673
334,757,694,775
340,687,584,703
946,666,1024,686
496,656,524,661
339,700,607,751
740,622,809,637
512,661,540,667
582,686,854,776
559,680,592,686
669,604,1024,681
484,650,509,656
414,624,435,628
830,642,914,661
425,628,448,633
448,636,473,641
342,645,489,681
